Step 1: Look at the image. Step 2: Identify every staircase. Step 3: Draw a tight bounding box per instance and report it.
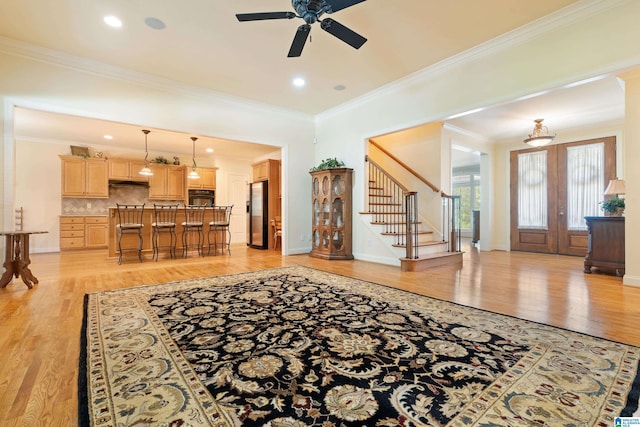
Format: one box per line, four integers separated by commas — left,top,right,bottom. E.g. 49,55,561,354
363,149,463,271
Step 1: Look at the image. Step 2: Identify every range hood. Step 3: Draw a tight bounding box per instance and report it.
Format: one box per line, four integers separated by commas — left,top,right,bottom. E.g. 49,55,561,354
108,180,150,187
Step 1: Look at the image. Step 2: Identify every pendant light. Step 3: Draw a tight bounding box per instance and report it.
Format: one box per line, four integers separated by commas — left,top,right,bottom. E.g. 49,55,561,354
188,136,200,180
139,129,154,176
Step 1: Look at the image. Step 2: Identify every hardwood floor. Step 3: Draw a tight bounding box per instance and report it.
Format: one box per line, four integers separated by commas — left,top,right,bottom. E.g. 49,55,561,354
1,242,639,426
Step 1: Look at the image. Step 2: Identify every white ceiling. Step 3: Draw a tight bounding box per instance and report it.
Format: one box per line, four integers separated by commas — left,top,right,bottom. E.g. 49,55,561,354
2,0,626,160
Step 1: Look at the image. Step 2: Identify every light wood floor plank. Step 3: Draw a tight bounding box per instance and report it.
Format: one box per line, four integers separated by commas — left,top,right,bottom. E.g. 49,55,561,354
0,242,638,425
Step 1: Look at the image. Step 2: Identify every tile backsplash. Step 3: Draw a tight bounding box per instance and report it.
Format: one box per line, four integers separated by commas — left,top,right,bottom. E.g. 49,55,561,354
61,185,184,215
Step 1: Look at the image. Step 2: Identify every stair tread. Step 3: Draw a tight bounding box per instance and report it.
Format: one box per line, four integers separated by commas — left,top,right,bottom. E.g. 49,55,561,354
359,211,406,215
392,241,444,248
371,221,421,225
401,251,462,260
381,230,433,236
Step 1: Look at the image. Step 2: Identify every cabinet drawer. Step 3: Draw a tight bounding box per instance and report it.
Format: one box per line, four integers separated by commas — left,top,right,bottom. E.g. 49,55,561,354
61,223,84,231
60,237,85,249
60,216,85,224
61,230,84,238
85,216,108,224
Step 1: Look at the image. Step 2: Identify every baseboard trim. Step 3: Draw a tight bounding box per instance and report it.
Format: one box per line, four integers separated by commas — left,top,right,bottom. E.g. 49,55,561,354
623,275,640,287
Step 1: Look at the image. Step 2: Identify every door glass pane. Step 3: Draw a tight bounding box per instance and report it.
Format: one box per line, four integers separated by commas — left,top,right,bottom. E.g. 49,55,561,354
518,151,547,229
566,143,604,230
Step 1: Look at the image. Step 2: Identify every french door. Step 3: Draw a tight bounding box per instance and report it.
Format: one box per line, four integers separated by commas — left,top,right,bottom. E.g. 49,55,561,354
510,136,616,255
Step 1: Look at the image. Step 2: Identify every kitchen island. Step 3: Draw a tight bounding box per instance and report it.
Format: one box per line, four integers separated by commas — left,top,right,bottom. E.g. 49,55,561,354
107,207,225,260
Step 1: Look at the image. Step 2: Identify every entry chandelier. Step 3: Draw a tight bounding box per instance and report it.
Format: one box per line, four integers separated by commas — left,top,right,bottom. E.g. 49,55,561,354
523,118,555,147
188,136,200,180
139,129,153,176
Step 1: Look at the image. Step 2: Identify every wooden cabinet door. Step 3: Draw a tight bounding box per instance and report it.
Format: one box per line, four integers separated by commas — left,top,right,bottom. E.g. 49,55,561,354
148,165,168,199
85,160,108,197
127,160,149,181
187,170,202,189
85,225,108,248
166,166,185,199
108,159,130,180
199,168,216,189
253,161,268,181
61,158,86,197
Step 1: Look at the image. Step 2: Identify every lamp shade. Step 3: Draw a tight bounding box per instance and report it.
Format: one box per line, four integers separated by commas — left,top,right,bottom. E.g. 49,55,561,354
604,179,625,196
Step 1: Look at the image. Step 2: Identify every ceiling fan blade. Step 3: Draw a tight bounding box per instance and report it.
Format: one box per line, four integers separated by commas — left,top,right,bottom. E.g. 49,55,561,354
288,24,311,57
236,12,296,22
325,0,366,13
320,18,367,49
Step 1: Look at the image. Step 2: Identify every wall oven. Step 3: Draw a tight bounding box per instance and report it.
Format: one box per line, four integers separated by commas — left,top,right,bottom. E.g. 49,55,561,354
188,189,215,206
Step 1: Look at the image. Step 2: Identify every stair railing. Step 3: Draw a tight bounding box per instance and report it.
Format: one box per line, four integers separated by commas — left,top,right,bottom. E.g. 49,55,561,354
365,156,419,259
366,139,462,257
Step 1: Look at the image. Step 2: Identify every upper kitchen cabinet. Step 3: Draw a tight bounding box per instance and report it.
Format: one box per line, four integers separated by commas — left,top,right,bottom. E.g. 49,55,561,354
149,164,186,200
187,167,217,190
60,155,108,198
108,158,149,182
252,159,279,182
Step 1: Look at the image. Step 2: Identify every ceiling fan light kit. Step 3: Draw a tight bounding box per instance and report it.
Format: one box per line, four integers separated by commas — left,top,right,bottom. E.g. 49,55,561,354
236,0,367,57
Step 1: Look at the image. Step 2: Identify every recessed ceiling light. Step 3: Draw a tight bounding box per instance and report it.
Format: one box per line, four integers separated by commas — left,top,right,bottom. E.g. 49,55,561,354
103,135,113,140
334,84,346,91
293,77,306,88
144,17,165,30
206,148,214,153
104,15,123,28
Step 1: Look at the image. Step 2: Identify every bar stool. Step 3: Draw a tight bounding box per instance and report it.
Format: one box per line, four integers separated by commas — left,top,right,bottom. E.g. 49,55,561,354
207,205,233,255
115,203,145,264
151,203,179,261
181,205,206,257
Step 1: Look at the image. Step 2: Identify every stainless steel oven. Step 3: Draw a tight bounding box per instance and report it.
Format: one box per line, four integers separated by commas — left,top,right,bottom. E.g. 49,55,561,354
188,189,215,206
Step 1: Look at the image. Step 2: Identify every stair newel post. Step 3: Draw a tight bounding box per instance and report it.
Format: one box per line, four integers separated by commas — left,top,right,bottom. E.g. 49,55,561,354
445,195,462,253
405,191,418,259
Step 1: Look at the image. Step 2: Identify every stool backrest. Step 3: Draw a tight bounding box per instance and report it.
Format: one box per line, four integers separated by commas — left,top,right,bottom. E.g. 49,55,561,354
116,203,145,227
183,205,206,226
211,205,233,226
153,203,179,226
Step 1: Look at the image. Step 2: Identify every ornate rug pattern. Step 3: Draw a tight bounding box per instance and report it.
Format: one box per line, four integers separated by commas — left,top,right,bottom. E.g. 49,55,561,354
80,266,640,426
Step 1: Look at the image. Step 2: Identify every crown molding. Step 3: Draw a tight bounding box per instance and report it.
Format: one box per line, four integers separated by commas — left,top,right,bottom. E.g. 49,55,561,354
0,36,313,121
317,0,631,121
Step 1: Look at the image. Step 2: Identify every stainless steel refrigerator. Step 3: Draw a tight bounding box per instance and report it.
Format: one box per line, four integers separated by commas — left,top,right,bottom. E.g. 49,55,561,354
247,181,268,249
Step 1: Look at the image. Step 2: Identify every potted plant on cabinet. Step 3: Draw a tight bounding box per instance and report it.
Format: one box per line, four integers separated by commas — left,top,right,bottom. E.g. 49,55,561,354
599,195,625,216
309,157,345,172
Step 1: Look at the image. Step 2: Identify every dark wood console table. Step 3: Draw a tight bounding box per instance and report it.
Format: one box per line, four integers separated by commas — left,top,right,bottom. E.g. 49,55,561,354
583,216,624,275
1,230,48,289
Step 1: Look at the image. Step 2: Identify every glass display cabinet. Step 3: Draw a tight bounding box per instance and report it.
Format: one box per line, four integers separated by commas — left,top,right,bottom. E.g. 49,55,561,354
310,168,353,260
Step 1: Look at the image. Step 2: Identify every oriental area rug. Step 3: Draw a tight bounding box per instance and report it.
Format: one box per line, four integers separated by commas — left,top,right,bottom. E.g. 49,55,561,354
79,266,640,426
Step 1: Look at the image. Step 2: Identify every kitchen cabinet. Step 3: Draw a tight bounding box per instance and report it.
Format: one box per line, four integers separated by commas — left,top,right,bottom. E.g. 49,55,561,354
252,159,279,183
60,216,108,249
149,164,186,200
584,216,625,275
309,168,353,260
60,156,108,198
187,167,217,189
108,158,149,182
85,216,109,248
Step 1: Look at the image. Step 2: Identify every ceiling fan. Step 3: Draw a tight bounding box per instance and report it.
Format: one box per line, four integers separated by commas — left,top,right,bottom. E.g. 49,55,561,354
236,0,368,57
